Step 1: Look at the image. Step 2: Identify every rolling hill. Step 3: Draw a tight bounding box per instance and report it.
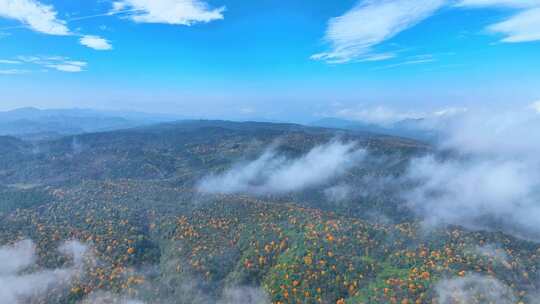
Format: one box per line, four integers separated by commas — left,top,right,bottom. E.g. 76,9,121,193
0,120,537,304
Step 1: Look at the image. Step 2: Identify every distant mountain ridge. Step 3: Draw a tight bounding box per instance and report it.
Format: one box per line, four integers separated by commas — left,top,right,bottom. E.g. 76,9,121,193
0,107,182,121
0,119,427,186
1,107,438,142
0,107,184,139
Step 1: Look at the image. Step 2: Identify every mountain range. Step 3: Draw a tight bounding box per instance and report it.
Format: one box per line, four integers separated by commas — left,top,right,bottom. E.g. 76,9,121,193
0,107,183,140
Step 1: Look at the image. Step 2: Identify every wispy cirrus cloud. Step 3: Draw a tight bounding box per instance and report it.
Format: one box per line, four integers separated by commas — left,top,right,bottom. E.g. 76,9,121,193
46,60,87,72
0,68,28,74
0,0,113,50
2,0,225,52
487,7,540,42
111,0,225,26
374,54,436,70
17,55,88,72
311,0,446,64
0,59,21,64
0,58,26,74
455,0,540,8
313,0,540,64
0,0,70,35
456,0,540,43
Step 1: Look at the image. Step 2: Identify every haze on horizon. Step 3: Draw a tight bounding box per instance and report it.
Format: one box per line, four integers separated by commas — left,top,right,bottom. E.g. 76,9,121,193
0,0,539,123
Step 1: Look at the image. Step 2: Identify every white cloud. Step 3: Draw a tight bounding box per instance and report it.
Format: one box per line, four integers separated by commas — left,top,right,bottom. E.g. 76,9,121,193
79,35,113,51
0,0,70,35
334,106,423,125
47,61,87,72
218,287,270,304
435,274,517,304
0,68,27,74
375,57,436,70
111,0,225,25
239,107,256,114
403,108,540,242
439,108,540,157
433,106,468,117
529,100,540,113
0,240,89,304
18,56,87,72
324,184,353,202
198,140,366,195
456,0,540,8
313,0,540,64
488,7,540,42
0,240,35,275
311,0,445,64
0,1,114,51
457,0,540,43
358,53,396,62
59,240,89,266
79,291,145,304
0,59,21,64
405,156,540,241
331,105,462,125
472,244,510,264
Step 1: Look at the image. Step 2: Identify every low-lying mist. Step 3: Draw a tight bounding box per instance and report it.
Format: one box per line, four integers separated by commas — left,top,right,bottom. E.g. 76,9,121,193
197,140,367,195
435,274,517,304
197,105,540,243
0,240,89,304
404,107,540,242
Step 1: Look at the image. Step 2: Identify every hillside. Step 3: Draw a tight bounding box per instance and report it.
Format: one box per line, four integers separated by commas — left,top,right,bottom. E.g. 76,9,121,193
0,121,537,304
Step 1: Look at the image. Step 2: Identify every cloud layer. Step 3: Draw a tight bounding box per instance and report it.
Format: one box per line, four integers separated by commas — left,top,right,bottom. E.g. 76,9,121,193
198,140,366,195
330,105,467,125
403,106,540,242
405,156,540,240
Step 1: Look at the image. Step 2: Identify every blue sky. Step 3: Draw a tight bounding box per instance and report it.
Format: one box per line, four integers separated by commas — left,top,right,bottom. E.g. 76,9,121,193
0,0,539,122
